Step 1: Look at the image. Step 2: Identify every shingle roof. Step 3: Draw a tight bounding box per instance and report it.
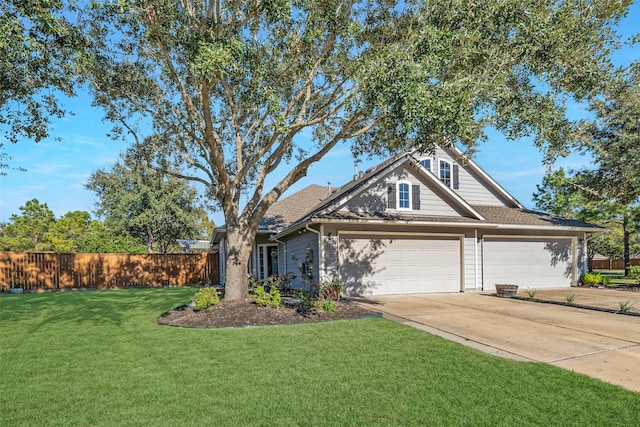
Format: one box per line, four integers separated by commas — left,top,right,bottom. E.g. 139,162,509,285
258,184,333,232
472,206,602,229
217,151,602,239
299,206,601,230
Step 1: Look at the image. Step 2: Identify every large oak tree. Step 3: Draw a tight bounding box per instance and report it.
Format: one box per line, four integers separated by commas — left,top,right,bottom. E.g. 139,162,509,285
75,0,631,300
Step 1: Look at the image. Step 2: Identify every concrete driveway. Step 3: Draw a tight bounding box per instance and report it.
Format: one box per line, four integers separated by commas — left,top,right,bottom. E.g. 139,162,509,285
357,288,640,393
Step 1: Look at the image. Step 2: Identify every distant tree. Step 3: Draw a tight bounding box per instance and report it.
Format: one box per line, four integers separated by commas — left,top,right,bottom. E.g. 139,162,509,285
0,0,79,173
193,209,216,240
76,0,631,301
86,148,205,253
533,169,640,271
0,198,55,251
574,65,640,275
45,210,92,252
74,221,147,254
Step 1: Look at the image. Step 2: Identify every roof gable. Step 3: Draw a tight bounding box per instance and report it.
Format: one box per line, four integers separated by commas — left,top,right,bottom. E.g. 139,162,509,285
338,161,481,219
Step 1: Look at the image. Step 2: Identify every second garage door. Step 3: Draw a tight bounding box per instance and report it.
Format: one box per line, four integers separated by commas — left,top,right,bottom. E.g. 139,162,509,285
482,237,575,291
338,233,461,296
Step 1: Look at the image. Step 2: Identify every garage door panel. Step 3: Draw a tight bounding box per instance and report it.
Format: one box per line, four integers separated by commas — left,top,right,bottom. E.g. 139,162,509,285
339,235,461,296
483,238,573,291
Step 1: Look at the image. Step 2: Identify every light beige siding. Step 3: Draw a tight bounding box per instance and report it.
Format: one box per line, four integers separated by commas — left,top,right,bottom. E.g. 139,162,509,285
340,165,463,217
416,147,512,206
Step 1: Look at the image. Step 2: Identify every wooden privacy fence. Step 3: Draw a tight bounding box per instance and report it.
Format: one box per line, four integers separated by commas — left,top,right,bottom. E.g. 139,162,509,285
592,258,640,270
0,252,219,291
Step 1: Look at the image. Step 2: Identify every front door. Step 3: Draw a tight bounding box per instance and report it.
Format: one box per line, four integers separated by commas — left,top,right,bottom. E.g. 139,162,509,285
257,244,279,280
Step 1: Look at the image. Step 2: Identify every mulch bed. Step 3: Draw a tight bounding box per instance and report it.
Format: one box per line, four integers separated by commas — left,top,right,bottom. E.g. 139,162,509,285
158,299,380,328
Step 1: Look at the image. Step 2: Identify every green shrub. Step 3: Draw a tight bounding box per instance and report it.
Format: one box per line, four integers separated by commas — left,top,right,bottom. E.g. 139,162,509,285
601,275,612,286
295,290,315,313
314,299,336,313
253,285,269,307
628,266,640,281
252,285,281,308
581,272,602,285
193,287,219,311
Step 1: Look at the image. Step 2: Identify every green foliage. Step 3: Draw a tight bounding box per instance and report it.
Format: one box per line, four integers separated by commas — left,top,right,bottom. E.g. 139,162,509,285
252,285,281,308
295,289,315,313
0,0,78,163
264,273,295,291
314,278,344,301
0,199,147,253
618,301,636,313
0,199,55,251
270,286,281,309
45,211,92,252
601,275,612,286
565,294,577,304
525,289,538,299
628,266,640,282
193,287,219,311
581,272,603,285
73,221,147,254
85,147,206,254
314,299,336,313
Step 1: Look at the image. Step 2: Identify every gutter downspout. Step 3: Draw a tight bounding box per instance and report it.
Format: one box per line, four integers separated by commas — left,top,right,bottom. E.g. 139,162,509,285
474,229,479,290
306,223,323,280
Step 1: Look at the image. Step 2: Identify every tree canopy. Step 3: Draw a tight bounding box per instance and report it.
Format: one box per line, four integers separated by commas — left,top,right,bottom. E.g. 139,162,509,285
534,64,640,273
85,148,207,253
0,198,55,251
533,169,640,270
0,199,149,253
73,0,632,300
1,0,79,173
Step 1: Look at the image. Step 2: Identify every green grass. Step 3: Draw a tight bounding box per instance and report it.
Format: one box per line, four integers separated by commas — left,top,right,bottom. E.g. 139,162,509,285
1,288,638,426
594,270,638,287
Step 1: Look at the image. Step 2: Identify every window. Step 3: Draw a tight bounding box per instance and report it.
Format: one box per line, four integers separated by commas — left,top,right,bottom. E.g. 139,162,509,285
398,182,410,210
420,158,431,171
388,183,420,210
439,160,452,187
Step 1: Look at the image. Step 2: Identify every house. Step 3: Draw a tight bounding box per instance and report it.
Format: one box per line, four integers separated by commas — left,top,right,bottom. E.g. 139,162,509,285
213,146,602,296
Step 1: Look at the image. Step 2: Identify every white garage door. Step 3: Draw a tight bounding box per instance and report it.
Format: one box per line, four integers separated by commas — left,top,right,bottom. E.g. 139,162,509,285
483,237,574,291
338,234,461,296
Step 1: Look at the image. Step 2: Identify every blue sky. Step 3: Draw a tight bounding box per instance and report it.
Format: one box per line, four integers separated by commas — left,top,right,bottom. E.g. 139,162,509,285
1,5,639,226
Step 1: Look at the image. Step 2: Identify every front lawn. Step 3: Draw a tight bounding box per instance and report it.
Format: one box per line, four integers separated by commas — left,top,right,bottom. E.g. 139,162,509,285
1,288,638,426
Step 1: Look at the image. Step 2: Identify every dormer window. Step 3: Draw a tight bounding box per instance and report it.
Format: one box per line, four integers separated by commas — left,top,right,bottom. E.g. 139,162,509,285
437,159,460,189
420,158,431,171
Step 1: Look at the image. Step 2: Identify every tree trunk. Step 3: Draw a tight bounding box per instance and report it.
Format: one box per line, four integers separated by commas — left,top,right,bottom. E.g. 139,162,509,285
624,215,630,277
223,224,255,302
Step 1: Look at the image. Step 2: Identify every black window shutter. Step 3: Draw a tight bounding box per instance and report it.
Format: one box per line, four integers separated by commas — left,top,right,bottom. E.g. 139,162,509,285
412,185,420,210
387,185,396,209
453,165,460,190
